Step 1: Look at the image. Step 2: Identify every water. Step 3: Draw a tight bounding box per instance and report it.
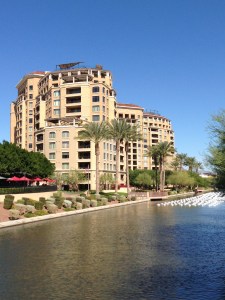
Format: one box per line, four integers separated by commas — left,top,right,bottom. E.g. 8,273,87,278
0,202,225,300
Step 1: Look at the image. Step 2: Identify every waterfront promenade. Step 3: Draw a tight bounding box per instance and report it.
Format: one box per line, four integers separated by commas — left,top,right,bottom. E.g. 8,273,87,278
0,191,151,228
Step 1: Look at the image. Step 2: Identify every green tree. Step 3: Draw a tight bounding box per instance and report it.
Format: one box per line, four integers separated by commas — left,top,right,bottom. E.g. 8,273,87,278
0,141,54,177
100,173,115,190
134,172,152,189
157,141,174,191
63,170,86,191
206,110,225,188
167,171,195,191
78,121,108,194
123,124,142,197
107,119,130,193
145,145,160,190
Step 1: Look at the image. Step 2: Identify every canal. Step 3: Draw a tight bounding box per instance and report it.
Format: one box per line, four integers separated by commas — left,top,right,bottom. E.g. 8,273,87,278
0,201,225,300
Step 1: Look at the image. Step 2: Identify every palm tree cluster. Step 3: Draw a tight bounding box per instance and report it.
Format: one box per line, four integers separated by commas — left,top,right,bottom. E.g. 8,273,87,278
171,153,202,173
78,119,142,196
145,142,174,191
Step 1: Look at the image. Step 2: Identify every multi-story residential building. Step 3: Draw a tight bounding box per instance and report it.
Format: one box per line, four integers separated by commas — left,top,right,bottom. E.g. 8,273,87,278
10,62,174,190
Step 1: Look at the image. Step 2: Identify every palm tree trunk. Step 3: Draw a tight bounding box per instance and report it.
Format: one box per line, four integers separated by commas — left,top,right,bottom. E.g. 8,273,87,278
115,141,120,193
95,143,100,195
125,142,130,198
159,162,164,192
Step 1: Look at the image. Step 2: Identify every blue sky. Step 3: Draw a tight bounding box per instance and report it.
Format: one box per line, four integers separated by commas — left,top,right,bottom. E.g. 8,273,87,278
1,0,225,167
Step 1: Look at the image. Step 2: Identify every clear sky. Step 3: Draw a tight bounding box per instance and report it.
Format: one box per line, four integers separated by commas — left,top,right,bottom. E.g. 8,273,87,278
1,0,225,167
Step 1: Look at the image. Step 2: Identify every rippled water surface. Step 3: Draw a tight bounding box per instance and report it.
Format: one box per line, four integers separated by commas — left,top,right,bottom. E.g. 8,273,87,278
0,202,225,300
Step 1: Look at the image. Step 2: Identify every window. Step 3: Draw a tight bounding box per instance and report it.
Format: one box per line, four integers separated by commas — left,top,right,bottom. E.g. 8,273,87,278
62,141,69,148
92,86,99,93
29,126,32,132
29,102,33,108
29,135,32,141
29,118,33,123
62,163,69,170
49,132,56,139
92,115,100,121
62,131,69,138
29,110,33,115
62,152,69,159
29,85,33,91
54,100,60,106
102,87,105,93
29,94,33,99
103,96,105,103
54,109,60,115
92,96,99,102
49,142,56,149
29,143,32,149
49,153,55,159
92,105,100,112
103,106,105,112
53,90,60,97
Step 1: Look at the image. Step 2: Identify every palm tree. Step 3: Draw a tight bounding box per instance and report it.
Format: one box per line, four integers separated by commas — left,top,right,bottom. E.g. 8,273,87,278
170,156,180,171
78,121,108,194
176,153,188,170
107,119,131,193
145,145,160,191
157,141,174,191
184,156,197,172
124,124,142,197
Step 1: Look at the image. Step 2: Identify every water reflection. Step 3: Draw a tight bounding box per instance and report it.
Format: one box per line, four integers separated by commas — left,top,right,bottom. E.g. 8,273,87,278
0,202,225,299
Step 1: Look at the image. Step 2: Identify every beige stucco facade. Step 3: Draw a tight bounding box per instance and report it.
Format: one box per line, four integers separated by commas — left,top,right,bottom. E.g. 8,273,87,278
10,63,175,190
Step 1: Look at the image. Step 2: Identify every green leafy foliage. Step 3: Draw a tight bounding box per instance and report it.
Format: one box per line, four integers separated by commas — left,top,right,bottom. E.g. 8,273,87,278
0,141,55,177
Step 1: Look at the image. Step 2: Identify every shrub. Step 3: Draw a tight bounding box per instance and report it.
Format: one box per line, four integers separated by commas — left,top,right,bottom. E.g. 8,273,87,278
82,199,90,208
76,196,82,202
26,205,36,213
35,201,44,210
3,195,14,209
76,202,82,210
16,199,25,204
24,210,48,218
90,200,97,207
47,204,58,214
131,196,136,201
23,198,36,206
63,200,72,208
80,193,86,197
64,207,75,212
39,197,46,203
13,203,26,215
9,209,20,220
101,198,108,205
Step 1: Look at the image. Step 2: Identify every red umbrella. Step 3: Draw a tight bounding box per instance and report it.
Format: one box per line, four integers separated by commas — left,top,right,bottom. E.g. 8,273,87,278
7,176,21,181
19,176,31,181
43,178,55,182
33,177,42,181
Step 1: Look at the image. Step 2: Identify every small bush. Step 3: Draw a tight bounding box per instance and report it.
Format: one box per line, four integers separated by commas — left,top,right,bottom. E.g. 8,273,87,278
64,207,75,212
3,195,14,209
16,199,25,204
9,209,20,220
131,196,136,201
24,210,48,218
35,201,44,210
76,202,82,210
39,197,46,203
90,200,97,207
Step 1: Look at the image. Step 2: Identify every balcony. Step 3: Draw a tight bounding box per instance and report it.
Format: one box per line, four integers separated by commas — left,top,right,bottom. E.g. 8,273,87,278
78,141,90,149
78,152,91,159
66,87,81,94
66,106,81,114
66,97,81,104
